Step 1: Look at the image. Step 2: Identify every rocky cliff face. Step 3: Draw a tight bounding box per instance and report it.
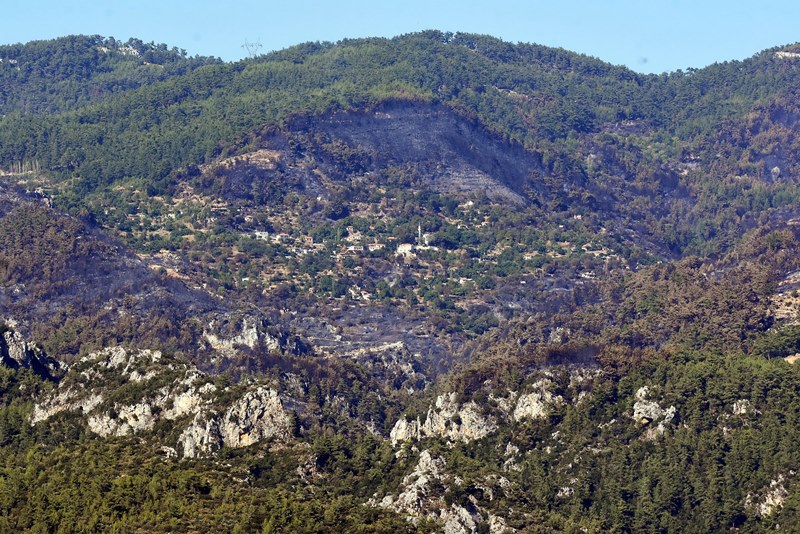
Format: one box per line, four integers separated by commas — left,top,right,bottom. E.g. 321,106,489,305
376,450,501,534
31,347,215,429
512,377,565,421
0,326,60,378
30,346,294,457
390,367,600,446
202,315,283,357
179,386,293,458
390,392,498,445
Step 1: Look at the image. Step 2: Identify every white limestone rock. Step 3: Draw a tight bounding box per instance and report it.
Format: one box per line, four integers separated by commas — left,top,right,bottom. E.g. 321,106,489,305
732,399,759,416
2,330,35,368
203,316,279,356
390,416,421,445
488,515,514,534
441,504,479,534
631,386,677,436
178,387,292,458
422,393,498,442
513,379,564,422
377,449,494,533
31,391,104,424
179,413,223,458
746,473,792,517
0,329,60,376
390,393,498,445
632,386,664,422
87,402,158,437
220,386,292,448
391,450,447,512
31,347,222,442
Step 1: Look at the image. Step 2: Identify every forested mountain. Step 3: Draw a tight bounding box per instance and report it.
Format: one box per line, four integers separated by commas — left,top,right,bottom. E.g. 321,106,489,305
3,32,800,532
0,35,218,115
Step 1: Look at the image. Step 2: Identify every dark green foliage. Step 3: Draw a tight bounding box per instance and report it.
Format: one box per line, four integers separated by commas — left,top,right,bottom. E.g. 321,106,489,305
2,31,795,201
0,35,218,115
406,353,800,532
0,437,429,533
0,365,429,533
751,325,800,359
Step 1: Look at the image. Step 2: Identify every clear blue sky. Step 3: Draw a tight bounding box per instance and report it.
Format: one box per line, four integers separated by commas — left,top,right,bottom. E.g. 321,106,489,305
3,0,800,74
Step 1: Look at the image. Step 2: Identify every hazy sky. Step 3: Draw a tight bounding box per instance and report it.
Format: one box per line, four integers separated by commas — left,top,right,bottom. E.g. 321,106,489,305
3,1,800,73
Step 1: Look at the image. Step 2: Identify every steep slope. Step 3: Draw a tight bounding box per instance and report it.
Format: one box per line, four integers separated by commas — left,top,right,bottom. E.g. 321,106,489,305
1,32,798,193
281,102,542,205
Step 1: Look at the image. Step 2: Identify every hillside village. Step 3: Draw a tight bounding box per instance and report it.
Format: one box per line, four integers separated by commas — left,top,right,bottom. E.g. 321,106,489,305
56,167,628,338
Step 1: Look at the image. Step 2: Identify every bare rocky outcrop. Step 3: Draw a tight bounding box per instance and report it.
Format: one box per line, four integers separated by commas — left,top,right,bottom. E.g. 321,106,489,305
631,386,677,436
73,378,216,438
383,450,447,512
377,450,487,533
422,393,497,442
732,399,759,416
221,387,292,448
1,329,38,368
31,391,104,424
390,416,422,444
512,378,564,421
382,371,607,530
179,413,223,458
390,393,497,445
0,328,60,378
88,402,156,436
31,347,213,432
745,472,794,517
441,504,480,534
632,387,665,422
391,368,599,446
203,315,280,355
30,346,293,456
487,515,514,533
179,386,293,458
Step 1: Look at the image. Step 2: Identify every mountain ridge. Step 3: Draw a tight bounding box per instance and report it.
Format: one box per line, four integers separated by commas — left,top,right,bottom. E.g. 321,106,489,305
4,31,800,532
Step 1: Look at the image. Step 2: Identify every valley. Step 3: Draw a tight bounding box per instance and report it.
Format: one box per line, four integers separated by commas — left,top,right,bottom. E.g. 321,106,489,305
2,33,800,532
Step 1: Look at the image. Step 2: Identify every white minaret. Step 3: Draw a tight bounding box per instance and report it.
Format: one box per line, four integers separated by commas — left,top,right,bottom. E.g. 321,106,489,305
418,223,422,244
